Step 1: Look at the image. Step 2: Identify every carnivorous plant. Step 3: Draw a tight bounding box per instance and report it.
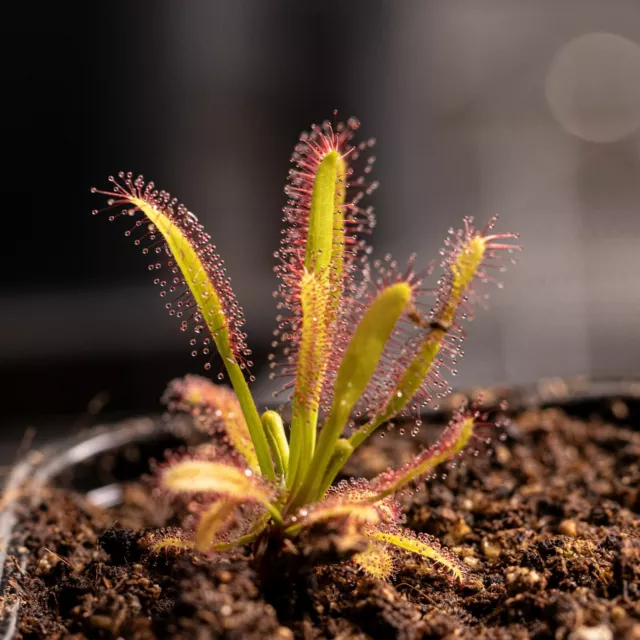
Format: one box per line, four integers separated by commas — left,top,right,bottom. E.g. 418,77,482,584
92,117,520,581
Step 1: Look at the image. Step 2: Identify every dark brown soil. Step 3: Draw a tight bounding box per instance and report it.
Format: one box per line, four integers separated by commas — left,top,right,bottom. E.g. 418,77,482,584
3,403,640,639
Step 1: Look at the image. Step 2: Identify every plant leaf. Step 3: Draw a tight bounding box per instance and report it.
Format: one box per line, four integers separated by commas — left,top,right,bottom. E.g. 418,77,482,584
353,543,395,580
366,524,468,583
144,528,195,555
162,460,282,524
368,412,477,500
304,149,346,274
272,120,376,490
294,271,332,410
322,478,404,525
287,152,345,490
195,500,237,552
149,536,194,555
329,282,414,422
93,174,274,479
285,500,381,537
273,120,377,399
261,410,289,476
164,460,265,497
163,376,259,471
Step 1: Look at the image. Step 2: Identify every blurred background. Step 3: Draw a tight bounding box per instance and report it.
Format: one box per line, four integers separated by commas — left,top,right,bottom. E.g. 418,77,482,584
4,1,640,458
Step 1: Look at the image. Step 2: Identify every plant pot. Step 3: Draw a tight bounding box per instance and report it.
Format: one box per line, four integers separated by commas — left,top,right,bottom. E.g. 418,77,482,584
0,418,190,639
1,378,638,639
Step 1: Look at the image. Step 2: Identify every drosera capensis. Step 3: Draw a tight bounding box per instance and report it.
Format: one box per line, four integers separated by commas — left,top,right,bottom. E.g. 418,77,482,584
92,116,521,583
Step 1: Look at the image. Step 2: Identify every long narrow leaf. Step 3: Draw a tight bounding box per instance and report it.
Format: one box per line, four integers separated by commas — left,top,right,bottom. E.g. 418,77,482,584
163,460,282,525
366,524,468,583
272,121,376,490
295,281,413,505
368,412,477,501
93,174,274,478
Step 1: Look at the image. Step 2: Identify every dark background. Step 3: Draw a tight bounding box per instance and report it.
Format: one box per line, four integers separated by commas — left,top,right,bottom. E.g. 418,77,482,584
3,1,640,459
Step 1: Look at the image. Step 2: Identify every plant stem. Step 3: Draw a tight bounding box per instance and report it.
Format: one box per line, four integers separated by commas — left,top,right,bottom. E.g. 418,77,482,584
225,361,276,480
263,501,284,526
212,531,260,551
286,401,302,490
317,438,353,496
290,410,346,508
286,400,318,493
262,410,289,477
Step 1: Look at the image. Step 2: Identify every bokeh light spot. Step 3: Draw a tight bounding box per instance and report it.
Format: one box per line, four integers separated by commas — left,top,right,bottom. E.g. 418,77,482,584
545,33,640,143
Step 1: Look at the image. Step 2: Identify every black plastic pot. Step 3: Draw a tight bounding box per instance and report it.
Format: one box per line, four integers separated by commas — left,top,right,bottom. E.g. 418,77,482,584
1,378,638,638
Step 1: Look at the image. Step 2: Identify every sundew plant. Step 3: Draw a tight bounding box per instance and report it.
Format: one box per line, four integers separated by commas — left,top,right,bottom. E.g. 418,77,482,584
93,117,520,582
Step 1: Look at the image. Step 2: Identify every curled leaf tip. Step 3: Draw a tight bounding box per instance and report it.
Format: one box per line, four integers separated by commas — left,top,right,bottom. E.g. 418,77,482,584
366,523,469,583
353,544,396,581
93,172,275,478
93,172,251,373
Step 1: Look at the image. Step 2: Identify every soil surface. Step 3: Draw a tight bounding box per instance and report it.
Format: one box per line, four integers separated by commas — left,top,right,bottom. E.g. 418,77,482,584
2,402,640,639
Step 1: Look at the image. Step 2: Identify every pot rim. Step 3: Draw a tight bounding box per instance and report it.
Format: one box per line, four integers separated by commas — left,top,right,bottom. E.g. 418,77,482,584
0,418,170,639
